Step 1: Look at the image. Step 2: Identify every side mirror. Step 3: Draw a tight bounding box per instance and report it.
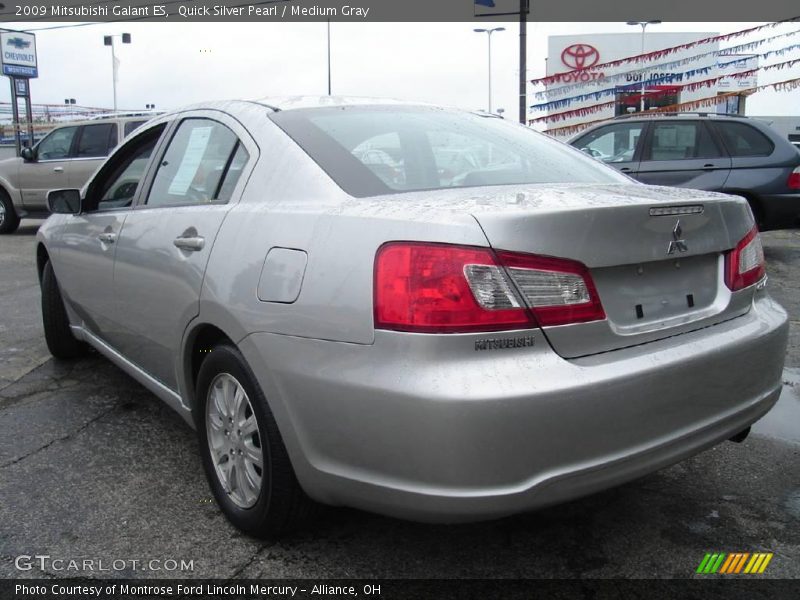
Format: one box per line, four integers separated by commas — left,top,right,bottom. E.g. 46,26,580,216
47,189,82,214
20,147,36,162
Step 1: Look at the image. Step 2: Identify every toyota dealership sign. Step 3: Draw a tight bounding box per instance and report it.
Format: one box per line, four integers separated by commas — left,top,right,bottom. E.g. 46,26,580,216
543,31,720,136
554,43,606,82
561,44,600,70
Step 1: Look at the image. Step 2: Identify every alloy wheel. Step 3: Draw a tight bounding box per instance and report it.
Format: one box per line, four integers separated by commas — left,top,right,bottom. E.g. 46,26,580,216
205,372,263,508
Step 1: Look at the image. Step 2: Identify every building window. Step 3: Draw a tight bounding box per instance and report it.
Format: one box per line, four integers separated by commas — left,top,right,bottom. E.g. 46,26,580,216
615,86,679,116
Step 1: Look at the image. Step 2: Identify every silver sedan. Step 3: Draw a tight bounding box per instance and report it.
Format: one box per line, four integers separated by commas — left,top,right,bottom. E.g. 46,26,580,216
36,98,788,536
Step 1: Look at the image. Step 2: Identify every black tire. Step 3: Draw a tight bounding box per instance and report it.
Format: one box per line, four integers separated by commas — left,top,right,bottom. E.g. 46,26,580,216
41,261,87,359
0,189,20,234
196,344,318,537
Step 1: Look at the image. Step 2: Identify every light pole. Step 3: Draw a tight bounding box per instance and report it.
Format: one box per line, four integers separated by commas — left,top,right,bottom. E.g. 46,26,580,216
474,27,505,114
626,21,660,112
326,20,331,95
103,32,131,112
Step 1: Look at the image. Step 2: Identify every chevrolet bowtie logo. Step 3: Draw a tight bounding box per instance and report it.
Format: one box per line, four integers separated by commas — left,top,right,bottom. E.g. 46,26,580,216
667,220,688,254
7,37,31,50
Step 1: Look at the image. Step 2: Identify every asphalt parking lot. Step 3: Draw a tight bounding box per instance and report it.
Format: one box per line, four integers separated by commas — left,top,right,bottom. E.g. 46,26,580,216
0,221,798,580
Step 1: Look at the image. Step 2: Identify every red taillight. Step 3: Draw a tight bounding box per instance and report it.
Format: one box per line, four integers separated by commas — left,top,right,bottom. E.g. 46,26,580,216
724,225,766,291
373,242,605,333
374,243,533,333
788,166,800,190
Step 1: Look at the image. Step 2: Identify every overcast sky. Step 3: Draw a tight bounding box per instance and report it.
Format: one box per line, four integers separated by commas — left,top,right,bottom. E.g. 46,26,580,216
2,21,799,121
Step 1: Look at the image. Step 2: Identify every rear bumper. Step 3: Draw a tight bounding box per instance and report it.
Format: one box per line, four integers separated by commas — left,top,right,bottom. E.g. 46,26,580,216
239,292,788,522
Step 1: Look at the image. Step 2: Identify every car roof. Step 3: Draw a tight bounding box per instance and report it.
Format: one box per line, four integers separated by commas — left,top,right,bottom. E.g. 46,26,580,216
142,97,479,127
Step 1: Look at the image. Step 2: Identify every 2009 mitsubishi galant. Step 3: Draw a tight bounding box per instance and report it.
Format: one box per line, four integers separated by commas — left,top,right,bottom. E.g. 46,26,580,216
37,98,788,536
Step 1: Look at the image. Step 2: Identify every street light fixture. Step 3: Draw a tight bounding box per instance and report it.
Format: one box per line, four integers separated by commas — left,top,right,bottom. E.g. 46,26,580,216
474,26,505,114
627,21,661,112
103,32,132,112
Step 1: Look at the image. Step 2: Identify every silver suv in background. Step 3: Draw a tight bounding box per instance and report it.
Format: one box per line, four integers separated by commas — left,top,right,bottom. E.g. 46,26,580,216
0,114,152,233
569,114,800,230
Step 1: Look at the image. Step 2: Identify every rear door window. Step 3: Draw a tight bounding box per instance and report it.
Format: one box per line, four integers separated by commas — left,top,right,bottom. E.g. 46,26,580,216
645,122,722,161
146,119,243,207
714,122,775,157
76,123,117,158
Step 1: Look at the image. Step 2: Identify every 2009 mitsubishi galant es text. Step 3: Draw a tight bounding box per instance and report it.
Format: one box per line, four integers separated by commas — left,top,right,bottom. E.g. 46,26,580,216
37,98,788,536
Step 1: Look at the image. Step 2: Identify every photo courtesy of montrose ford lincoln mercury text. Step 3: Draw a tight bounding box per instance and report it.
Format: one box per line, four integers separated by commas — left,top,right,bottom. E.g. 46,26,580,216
36,97,788,537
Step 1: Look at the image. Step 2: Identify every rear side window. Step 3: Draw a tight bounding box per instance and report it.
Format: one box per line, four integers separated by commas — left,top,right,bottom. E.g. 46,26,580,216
270,106,627,198
76,123,116,158
124,120,146,137
147,118,243,207
646,122,722,161
715,122,775,157
216,143,249,203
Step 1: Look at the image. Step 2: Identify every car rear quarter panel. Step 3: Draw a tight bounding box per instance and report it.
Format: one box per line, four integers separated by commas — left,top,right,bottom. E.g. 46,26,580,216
725,163,796,194
199,116,490,347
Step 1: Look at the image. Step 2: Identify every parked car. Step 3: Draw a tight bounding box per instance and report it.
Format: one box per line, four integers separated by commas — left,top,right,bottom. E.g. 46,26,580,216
569,113,800,230
0,114,152,233
37,98,788,536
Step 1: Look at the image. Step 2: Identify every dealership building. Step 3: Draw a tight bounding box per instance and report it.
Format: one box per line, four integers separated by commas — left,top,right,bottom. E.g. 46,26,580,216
537,32,758,139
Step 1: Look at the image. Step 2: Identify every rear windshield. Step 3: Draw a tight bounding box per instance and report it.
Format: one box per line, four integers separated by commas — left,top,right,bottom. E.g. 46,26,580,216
270,106,628,197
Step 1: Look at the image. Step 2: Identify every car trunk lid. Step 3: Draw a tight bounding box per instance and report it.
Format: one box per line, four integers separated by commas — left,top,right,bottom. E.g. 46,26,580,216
466,183,758,357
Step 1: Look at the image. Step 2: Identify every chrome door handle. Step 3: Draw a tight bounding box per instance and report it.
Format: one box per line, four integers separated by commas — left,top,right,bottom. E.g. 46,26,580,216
173,236,205,251
53,167,64,173
98,232,116,244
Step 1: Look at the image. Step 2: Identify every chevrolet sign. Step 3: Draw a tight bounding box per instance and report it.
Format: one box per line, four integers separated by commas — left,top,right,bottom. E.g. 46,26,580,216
0,31,38,78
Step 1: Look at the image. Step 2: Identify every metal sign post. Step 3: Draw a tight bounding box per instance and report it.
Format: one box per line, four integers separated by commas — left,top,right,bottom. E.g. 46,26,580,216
9,78,21,155
1,30,38,156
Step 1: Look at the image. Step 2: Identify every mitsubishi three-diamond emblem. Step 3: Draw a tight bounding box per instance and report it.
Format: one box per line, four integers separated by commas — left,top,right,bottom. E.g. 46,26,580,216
667,220,688,254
